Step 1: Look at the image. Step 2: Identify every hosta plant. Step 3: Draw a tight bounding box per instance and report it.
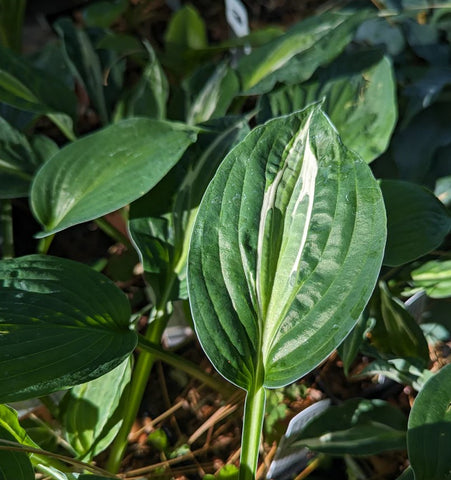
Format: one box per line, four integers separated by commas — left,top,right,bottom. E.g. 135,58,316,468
187,104,386,479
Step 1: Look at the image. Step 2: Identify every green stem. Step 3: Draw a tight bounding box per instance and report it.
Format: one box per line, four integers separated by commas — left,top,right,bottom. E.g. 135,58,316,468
239,384,266,480
105,311,168,473
137,335,236,397
37,234,55,255
95,216,132,248
0,199,14,258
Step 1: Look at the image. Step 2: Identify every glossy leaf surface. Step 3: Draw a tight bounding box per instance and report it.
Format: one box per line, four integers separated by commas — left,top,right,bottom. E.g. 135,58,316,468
295,399,407,456
381,179,451,266
31,118,197,237
129,116,249,303
188,105,386,390
258,49,397,163
408,363,451,480
236,9,371,94
62,358,131,460
0,255,136,402
370,282,429,365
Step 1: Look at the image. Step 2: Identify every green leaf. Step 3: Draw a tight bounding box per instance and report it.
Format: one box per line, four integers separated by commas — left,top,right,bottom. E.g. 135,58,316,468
381,179,451,266
82,0,128,28
0,117,41,198
0,425,34,480
114,41,168,121
164,5,208,76
293,399,407,456
396,466,415,480
184,62,239,125
0,404,38,447
0,43,77,118
393,102,451,183
0,404,63,470
30,118,197,237
236,9,372,94
370,282,430,365
0,254,136,402
188,104,386,390
0,0,26,52
337,312,371,376
129,116,249,303
410,260,451,299
54,18,110,124
356,357,431,391
257,49,397,163
62,358,131,461
407,364,451,480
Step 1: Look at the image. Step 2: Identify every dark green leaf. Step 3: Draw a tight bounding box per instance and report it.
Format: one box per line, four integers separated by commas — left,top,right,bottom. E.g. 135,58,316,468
188,105,386,390
408,364,451,480
0,117,41,198
381,179,451,266
258,49,397,163
370,282,430,365
0,425,34,480
236,9,372,94
393,103,451,183
0,0,26,52
54,18,109,124
0,43,76,118
31,118,198,237
294,399,407,456
129,116,249,303
82,0,128,28
114,42,168,120
0,255,136,402
338,312,371,376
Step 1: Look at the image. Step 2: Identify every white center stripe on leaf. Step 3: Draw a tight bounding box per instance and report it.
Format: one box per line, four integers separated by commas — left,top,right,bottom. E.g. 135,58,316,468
290,130,318,277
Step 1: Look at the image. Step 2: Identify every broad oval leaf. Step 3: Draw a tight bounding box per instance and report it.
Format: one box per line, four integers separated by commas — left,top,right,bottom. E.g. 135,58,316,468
188,105,386,390
407,363,451,480
257,49,397,163
31,118,198,237
0,255,136,403
381,179,451,266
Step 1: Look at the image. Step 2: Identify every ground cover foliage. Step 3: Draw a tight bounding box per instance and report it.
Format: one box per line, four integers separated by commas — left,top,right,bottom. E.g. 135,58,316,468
0,1,450,479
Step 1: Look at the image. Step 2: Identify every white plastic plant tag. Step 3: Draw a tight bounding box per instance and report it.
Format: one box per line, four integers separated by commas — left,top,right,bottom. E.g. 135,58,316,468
225,0,251,55
225,0,249,37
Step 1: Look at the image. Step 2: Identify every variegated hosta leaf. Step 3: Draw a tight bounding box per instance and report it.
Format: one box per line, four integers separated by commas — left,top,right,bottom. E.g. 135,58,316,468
188,105,386,390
